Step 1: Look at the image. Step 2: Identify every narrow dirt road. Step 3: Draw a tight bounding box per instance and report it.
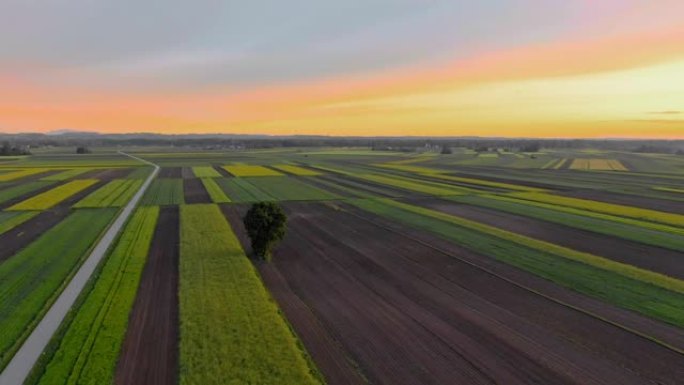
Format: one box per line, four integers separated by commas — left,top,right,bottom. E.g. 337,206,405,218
0,152,158,385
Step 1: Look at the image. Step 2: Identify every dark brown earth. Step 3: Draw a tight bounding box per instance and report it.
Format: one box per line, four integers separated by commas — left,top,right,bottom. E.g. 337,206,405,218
180,167,194,179
223,202,684,385
559,189,684,214
0,179,107,261
222,204,368,385
115,206,179,385
183,178,211,204
158,167,182,178
406,197,684,279
212,164,232,177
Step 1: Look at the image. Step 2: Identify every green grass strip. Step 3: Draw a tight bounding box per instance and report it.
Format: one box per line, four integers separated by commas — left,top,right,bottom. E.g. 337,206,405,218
141,179,184,205
0,181,55,204
0,208,118,369
360,173,468,196
74,179,142,208
201,178,231,203
0,211,38,235
30,207,159,385
7,179,99,211
349,198,684,327
509,192,684,228
41,168,92,181
192,166,222,178
179,204,321,385
245,177,338,201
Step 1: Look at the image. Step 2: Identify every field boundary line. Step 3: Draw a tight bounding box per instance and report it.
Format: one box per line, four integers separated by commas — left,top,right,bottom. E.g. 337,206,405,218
0,152,159,385
338,202,684,357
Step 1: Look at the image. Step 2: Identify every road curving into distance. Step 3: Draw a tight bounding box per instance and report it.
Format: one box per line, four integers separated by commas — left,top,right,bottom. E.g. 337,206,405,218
0,152,158,385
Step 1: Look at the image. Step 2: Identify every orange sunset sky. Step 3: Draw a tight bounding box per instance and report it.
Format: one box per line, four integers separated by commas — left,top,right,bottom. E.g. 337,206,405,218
1,1,683,138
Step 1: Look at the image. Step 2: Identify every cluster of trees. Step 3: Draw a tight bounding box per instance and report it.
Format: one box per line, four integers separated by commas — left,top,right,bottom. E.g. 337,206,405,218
0,141,30,156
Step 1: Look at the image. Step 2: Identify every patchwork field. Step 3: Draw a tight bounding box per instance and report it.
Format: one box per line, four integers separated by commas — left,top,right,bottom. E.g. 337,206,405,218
1,147,683,384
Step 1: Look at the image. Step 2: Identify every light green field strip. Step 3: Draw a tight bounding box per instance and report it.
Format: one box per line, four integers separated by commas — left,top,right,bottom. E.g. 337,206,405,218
508,192,684,228
201,178,231,203
489,194,684,237
360,173,470,196
449,194,684,252
0,169,49,182
41,169,92,181
271,164,320,176
28,207,159,385
654,186,684,194
0,181,55,205
350,198,684,328
179,204,320,385
0,208,118,370
216,178,274,202
126,167,153,179
74,179,143,208
377,199,684,294
7,179,99,211
223,164,284,177
192,166,222,178
245,177,338,201
0,212,38,235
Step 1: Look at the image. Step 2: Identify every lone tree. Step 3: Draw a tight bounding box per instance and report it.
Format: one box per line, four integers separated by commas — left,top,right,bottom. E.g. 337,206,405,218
243,202,287,261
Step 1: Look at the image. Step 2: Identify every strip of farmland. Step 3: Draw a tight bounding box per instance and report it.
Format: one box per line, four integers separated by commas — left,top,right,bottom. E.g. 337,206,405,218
0,211,38,235
74,179,143,208
27,207,158,385
191,166,221,178
182,178,211,204
7,179,99,210
244,176,338,201
200,178,231,203
351,199,684,328
558,189,684,214
407,197,684,279
226,202,684,384
179,204,320,385
0,209,118,370
115,206,179,385
141,179,184,205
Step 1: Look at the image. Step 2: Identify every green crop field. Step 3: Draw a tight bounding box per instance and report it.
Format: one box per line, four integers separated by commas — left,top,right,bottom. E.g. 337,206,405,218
74,179,143,208
7,179,99,211
244,177,338,201
0,211,38,235
141,179,184,205
191,166,222,178
223,164,284,177
41,168,93,181
0,208,117,369
28,207,158,385
179,204,320,385
201,177,231,203
0,181,55,204
215,177,274,202
271,164,320,176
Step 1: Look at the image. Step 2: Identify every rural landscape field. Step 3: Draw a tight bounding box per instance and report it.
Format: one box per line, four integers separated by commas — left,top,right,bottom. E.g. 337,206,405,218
0,145,682,384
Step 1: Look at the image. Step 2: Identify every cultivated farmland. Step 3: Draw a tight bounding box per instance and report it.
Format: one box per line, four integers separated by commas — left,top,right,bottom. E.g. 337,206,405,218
1,147,683,384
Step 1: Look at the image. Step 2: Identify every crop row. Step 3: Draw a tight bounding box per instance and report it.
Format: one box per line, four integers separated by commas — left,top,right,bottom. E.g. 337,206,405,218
215,178,274,202
0,211,38,235
508,192,684,228
223,164,283,177
7,179,98,211
271,164,320,176
179,204,320,384
28,207,159,385
0,208,117,370
191,166,222,178
74,179,143,208
569,158,628,171
350,198,684,328
245,177,337,201
0,181,55,205
41,168,93,181
201,178,231,203
359,173,468,196
449,194,684,252
141,179,184,205
0,168,49,182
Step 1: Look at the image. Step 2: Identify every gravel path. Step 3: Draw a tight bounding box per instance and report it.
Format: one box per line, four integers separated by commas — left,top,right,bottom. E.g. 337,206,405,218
0,152,158,385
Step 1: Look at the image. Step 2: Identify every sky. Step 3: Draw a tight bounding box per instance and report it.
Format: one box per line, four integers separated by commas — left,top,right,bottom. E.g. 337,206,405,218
1,0,683,138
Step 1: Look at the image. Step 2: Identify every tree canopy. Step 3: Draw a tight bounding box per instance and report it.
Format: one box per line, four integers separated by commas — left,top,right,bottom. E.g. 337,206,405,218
243,202,287,261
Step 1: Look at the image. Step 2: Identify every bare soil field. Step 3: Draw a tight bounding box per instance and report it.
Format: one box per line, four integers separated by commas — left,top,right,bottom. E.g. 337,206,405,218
224,202,684,385
182,178,211,204
180,167,194,179
115,206,179,385
560,189,684,214
407,197,684,279
157,167,182,178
